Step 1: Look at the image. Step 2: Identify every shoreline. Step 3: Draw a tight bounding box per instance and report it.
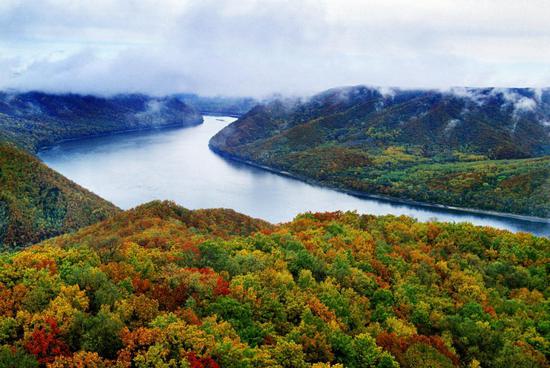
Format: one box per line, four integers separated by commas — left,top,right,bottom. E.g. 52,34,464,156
197,111,242,118
209,144,550,225
36,119,204,154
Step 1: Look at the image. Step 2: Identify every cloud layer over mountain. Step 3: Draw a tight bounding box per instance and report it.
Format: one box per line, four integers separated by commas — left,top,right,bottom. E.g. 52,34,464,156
1,0,550,97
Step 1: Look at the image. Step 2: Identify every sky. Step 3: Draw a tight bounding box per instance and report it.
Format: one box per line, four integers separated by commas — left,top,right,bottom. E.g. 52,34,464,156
1,0,550,97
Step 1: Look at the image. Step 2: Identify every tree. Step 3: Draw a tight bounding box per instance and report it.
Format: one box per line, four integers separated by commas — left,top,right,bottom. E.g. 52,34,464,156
353,333,398,368
24,318,68,364
81,309,123,359
0,345,38,368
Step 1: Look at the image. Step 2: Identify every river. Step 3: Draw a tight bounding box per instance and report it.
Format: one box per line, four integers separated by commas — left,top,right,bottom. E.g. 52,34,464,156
39,116,550,236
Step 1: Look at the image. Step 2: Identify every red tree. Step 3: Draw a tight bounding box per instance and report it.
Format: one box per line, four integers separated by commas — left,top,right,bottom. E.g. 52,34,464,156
24,318,69,364
187,352,220,368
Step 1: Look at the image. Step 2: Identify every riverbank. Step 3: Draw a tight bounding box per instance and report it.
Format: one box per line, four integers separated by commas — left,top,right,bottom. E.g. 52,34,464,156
37,119,204,154
209,144,550,225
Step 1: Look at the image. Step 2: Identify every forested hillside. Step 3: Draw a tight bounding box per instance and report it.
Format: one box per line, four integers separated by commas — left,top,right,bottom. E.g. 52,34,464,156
0,92,203,152
210,86,550,218
0,200,547,367
0,143,119,249
0,91,205,248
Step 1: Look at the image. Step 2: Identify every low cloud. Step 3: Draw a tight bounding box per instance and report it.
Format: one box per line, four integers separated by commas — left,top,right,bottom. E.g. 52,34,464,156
491,88,538,113
1,0,550,97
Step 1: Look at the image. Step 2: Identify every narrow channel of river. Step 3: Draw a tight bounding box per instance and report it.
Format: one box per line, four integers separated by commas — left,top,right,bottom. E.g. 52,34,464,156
39,116,550,236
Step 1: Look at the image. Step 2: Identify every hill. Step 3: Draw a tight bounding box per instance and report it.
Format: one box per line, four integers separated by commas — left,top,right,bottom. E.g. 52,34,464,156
0,143,119,248
0,91,203,152
210,86,550,217
0,200,547,367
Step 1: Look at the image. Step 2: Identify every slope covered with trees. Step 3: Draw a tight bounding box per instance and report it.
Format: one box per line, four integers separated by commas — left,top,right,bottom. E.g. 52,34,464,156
0,143,119,249
0,200,547,367
210,86,550,218
0,92,203,152
0,90,205,248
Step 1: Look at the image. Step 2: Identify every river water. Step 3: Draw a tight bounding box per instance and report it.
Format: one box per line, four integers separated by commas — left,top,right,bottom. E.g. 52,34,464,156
39,116,550,236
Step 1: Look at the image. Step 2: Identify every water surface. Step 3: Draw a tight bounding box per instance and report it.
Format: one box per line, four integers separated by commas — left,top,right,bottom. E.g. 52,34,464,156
40,116,550,236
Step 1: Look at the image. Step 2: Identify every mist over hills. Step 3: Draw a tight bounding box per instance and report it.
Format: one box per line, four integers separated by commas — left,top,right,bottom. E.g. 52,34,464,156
0,91,203,152
212,86,550,159
175,93,258,117
1,85,549,248
210,86,550,217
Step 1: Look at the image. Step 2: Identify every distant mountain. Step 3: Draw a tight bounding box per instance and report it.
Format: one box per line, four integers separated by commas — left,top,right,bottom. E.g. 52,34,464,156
210,86,550,217
0,142,120,248
175,93,258,117
212,86,550,159
0,91,203,152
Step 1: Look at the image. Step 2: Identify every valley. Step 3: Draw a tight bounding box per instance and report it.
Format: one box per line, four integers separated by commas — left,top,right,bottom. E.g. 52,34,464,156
2,2,548,366
39,116,550,236
0,89,548,368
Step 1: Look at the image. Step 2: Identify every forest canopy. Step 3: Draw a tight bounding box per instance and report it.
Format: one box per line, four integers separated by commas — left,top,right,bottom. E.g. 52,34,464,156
0,201,547,367
0,143,119,249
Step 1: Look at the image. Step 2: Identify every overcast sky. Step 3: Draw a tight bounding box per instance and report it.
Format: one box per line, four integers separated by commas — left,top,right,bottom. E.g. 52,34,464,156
1,0,549,97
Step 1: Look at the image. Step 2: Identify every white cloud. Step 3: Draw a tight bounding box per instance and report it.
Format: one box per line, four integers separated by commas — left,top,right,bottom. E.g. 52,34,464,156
1,0,550,97
447,87,488,105
514,97,537,112
444,119,461,136
491,88,538,113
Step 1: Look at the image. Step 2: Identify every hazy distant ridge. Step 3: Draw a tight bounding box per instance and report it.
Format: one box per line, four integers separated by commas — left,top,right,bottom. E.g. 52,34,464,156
0,91,203,152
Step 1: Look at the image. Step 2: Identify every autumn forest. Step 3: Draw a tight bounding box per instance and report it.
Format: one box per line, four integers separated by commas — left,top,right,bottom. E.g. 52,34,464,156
0,201,547,367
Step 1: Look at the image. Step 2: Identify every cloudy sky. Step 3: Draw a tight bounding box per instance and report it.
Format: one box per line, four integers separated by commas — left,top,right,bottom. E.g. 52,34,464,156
1,0,549,97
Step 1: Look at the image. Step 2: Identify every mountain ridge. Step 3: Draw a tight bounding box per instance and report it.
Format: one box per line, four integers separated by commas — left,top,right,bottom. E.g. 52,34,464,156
210,86,550,218
0,91,204,152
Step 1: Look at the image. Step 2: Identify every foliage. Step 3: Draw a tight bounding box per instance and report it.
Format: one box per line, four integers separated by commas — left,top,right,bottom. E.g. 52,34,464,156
0,345,38,367
24,318,69,364
0,143,120,249
0,201,547,367
210,86,550,217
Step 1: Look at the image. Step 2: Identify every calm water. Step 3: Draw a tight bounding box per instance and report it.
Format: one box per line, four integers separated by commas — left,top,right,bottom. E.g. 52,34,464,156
40,116,550,236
